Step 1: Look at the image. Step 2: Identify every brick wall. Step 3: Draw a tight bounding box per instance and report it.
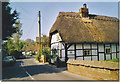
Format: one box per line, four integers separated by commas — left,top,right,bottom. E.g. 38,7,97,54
67,59,119,80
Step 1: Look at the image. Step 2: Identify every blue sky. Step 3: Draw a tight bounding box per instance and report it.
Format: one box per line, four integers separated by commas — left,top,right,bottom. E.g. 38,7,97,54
9,2,118,41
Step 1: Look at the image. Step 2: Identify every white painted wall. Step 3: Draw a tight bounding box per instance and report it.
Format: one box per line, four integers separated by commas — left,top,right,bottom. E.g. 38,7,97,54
76,44,82,49
98,44,104,52
106,55,111,60
68,45,74,50
51,33,62,44
76,57,83,60
92,56,98,61
76,50,83,56
99,53,104,60
84,57,91,61
92,44,97,49
112,53,116,59
92,50,97,55
61,50,65,58
84,44,90,49
112,44,116,52
117,44,119,58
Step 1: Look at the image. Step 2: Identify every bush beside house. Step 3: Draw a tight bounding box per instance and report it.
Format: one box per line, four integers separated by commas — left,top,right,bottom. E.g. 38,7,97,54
36,48,51,63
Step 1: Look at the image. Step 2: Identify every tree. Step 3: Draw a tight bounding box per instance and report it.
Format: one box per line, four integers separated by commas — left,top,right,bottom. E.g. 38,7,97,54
2,2,19,40
21,39,37,52
19,41,27,51
25,39,34,45
12,20,22,51
7,38,27,55
7,38,15,55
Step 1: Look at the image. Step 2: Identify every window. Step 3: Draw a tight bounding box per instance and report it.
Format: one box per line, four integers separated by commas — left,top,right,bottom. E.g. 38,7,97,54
59,49,62,58
51,48,57,55
83,50,91,56
105,48,111,54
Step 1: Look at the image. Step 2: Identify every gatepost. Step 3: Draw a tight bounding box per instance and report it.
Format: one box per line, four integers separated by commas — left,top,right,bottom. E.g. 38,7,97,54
41,55,46,63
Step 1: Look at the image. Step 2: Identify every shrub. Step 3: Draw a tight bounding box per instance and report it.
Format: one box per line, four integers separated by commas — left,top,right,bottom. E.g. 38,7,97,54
36,55,39,61
42,48,50,62
36,55,43,62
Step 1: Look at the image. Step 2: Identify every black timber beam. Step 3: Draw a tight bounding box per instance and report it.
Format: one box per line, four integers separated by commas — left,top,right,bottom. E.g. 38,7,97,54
74,43,76,60
65,43,68,63
67,44,73,49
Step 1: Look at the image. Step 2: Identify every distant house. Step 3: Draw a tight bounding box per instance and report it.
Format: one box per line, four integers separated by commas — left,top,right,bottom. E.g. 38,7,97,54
49,3,119,64
21,43,37,52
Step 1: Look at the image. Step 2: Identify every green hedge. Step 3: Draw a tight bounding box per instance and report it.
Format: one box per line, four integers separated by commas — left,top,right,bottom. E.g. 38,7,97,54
104,58,119,62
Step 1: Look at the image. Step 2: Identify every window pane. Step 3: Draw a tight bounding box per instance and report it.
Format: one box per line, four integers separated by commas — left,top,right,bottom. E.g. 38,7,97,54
105,48,111,54
84,50,91,56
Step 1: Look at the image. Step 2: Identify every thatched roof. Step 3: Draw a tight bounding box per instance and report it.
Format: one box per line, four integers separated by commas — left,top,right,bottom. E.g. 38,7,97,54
49,12,119,44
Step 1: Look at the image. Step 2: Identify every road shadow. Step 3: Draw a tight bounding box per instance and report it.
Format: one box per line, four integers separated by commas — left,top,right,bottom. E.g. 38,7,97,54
2,60,25,80
25,56,35,59
23,64,64,75
2,61,66,80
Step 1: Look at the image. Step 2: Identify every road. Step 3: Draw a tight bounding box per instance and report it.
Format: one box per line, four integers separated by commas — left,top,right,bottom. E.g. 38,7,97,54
2,56,95,80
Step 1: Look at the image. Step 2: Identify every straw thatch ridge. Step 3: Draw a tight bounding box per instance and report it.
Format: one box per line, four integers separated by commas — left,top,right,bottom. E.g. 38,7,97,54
49,12,119,44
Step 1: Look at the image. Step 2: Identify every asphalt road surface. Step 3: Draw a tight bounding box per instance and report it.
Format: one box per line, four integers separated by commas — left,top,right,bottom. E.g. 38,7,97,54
2,56,95,81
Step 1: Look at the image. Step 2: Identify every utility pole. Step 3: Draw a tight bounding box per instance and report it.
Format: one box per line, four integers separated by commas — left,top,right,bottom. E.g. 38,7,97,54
38,11,41,60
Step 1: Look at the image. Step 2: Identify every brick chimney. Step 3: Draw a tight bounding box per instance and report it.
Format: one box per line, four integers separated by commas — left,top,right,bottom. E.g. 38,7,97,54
79,3,89,18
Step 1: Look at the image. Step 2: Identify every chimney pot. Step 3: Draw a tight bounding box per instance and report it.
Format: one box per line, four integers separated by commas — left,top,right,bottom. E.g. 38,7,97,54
83,3,87,8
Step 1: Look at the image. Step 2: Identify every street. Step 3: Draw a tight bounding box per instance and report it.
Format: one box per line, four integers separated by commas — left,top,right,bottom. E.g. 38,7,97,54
2,57,95,80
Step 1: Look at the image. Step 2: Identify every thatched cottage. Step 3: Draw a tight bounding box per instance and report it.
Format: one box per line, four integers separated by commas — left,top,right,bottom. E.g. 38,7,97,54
49,4,119,64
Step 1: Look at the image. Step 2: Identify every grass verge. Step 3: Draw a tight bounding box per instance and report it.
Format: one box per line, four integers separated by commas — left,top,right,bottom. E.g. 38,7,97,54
104,58,119,62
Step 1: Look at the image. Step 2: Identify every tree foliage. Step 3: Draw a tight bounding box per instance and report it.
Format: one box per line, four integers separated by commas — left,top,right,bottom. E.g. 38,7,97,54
21,39,37,52
7,38,27,55
12,20,23,51
2,2,19,40
25,39,34,45
5,20,23,55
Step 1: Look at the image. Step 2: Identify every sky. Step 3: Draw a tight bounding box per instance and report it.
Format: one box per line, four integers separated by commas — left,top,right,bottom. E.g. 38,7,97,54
9,2,118,41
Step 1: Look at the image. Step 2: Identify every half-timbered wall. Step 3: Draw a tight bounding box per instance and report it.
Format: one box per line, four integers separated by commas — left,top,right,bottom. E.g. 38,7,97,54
66,43,119,61
51,33,65,61
51,33,119,62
